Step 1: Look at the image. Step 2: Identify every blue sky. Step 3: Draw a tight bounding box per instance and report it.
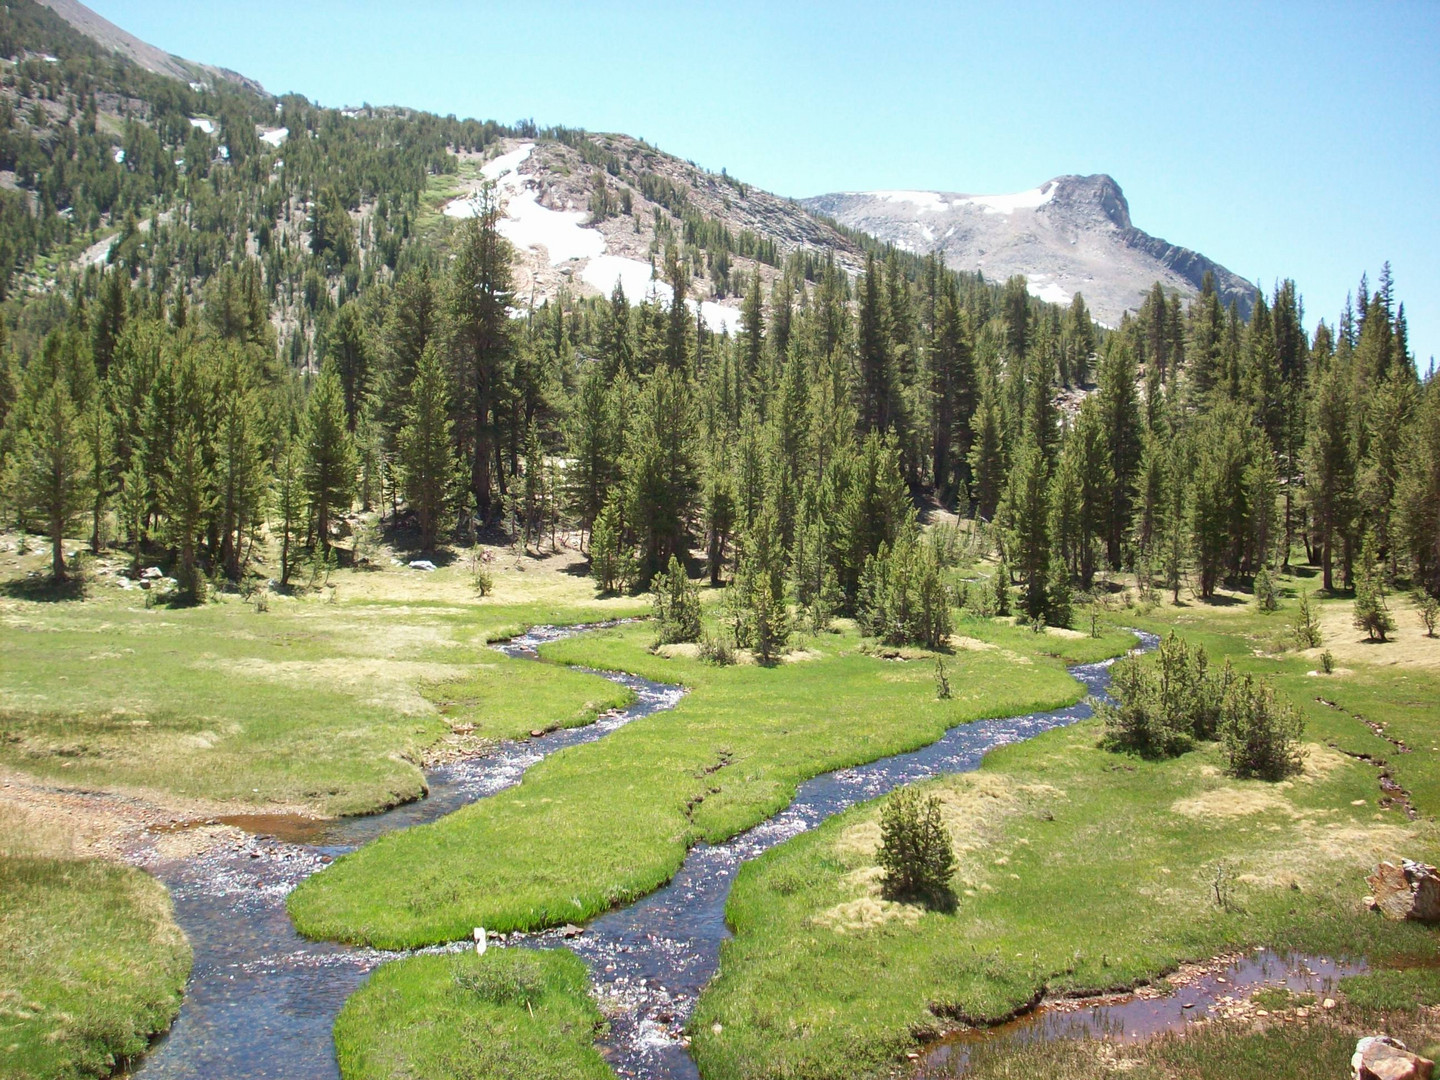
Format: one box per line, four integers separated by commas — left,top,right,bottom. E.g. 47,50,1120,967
94,0,1438,365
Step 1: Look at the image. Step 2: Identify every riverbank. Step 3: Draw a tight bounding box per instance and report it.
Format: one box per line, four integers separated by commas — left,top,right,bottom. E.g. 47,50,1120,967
687,584,1440,1080
287,616,1134,948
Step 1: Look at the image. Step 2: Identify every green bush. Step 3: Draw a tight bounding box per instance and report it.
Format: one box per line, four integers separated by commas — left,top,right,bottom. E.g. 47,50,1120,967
1099,632,1222,757
651,555,700,645
1253,566,1279,612
857,532,952,649
1291,590,1322,648
878,788,955,910
1220,672,1306,780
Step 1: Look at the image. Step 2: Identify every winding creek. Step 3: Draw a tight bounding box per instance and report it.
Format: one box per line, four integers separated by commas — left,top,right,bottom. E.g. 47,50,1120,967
124,624,1357,1080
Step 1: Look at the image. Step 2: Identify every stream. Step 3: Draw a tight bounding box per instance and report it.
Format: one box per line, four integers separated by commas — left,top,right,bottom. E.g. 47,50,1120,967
127,624,1325,1080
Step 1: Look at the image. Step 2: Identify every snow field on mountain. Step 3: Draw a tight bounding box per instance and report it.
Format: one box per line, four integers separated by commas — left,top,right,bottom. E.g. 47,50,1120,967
447,143,741,333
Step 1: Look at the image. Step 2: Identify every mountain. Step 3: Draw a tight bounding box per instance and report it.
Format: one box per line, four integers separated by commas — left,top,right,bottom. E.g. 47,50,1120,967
804,174,1257,324
35,0,265,93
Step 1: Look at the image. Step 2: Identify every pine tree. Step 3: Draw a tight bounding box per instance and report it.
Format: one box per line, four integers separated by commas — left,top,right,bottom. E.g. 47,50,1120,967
1397,379,1440,598
6,373,91,580
446,206,513,522
397,346,455,549
1305,360,1354,592
80,396,111,554
1097,339,1142,567
1353,531,1394,642
213,347,264,579
302,365,355,555
161,421,214,601
730,502,789,663
967,385,1004,521
625,367,698,584
272,441,305,587
1001,443,1051,622
652,554,701,645
589,494,630,594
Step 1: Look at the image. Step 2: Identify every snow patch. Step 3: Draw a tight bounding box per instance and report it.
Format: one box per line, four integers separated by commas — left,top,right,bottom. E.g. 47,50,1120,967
449,144,738,332
188,117,215,135
868,190,950,212
258,127,288,147
1026,277,1072,306
956,182,1056,215
581,254,663,303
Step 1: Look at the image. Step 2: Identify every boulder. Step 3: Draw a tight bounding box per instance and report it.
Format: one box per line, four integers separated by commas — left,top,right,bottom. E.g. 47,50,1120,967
1353,1036,1434,1080
1367,861,1440,922
408,560,437,572
140,566,165,580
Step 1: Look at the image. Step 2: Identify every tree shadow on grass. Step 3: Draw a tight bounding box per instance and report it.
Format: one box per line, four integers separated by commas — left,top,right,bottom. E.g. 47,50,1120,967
0,575,86,602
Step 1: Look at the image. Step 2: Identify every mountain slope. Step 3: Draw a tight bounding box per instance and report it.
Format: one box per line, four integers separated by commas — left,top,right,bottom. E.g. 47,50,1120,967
804,174,1256,324
35,0,265,93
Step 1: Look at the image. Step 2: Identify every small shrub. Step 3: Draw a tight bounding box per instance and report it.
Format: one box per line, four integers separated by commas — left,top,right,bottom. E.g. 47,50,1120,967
857,533,952,649
1320,649,1335,674
1291,591,1323,648
652,556,701,645
453,953,547,1008
1353,534,1394,642
254,592,269,614
934,657,952,700
1418,593,1439,638
698,632,735,666
1099,632,1221,758
878,788,956,910
1219,672,1306,780
470,549,495,597
1253,566,1279,612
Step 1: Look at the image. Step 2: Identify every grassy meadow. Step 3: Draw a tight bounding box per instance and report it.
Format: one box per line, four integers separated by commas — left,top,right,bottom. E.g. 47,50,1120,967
0,806,191,1080
287,615,1134,947
334,949,613,1080
688,580,1440,1080
0,533,645,818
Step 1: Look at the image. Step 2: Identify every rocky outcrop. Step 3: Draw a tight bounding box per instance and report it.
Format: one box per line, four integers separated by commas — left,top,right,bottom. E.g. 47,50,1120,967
1353,1036,1435,1080
803,174,1256,325
1366,860,1440,922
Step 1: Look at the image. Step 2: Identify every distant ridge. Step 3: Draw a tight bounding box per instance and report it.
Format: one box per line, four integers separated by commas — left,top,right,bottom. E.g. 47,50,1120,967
805,174,1256,324
35,0,266,94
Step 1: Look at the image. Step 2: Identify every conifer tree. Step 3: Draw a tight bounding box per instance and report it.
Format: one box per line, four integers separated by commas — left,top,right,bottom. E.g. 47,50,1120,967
1001,443,1051,621
1397,379,1440,598
272,441,305,587
625,367,698,584
6,371,91,580
730,502,789,663
446,205,513,522
397,346,454,549
301,365,355,554
1305,360,1354,592
967,385,1004,521
161,421,214,600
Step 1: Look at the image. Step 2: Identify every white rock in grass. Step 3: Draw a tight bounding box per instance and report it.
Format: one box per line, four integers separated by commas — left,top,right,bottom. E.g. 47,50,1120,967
472,926,487,955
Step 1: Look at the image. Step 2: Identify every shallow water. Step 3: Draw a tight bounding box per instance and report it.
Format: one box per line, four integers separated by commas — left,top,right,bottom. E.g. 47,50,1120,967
547,635,1159,1080
130,626,1165,1080
129,625,682,1080
920,950,1365,1075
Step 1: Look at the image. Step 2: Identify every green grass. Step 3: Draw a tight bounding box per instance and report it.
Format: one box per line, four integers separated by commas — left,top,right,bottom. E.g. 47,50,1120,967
334,949,612,1080
422,656,634,741
686,585,1440,1080
0,581,639,816
288,619,1127,947
0,855,191,1080
943,1013,1440,1080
